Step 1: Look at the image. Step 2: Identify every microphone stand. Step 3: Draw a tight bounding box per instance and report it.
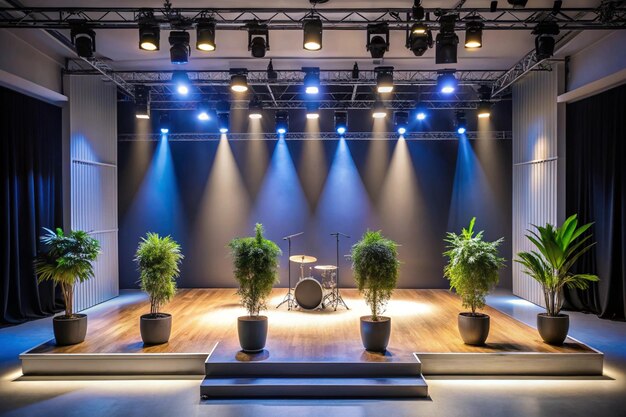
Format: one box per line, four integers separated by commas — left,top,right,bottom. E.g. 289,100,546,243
330,232,350,311
276,232,303,310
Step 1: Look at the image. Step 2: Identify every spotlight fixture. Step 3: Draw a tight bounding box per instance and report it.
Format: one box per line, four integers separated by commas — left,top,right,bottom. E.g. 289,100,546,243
171,71,190,95
306,102,320,120
334,111,348,135
406,22,433,57
138,21,159,51
375,67,394,94
435,15,459,64
352,62,360,79
464,17,484,49
134,85,150,119
275,111,289,134
216,99,230,114
303,67,320,95
412,0,425,21
196,19,216,51
217,112,229,133
477,101,492,118
230,70,249,93
490,1,498,13
372,100,388,119
169,31,190,64
197,102,211,121
416,108,427,121
533,21,560,60
267,59,278,81
366,23,390,59
456,111,467,135
70,24,96,58
303,17,323,51
249,97,263,119
507,0,528,7
394,111,409,135
437,70,458,94
247,22,270,58
159,113,171,134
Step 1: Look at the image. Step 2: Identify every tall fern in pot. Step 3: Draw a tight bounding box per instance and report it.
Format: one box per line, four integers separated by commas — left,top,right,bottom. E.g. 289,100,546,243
34,228,101,346
444,218,505,345
135,233,183,345
229,223,281,352
351,230,400,352
516,214,598,345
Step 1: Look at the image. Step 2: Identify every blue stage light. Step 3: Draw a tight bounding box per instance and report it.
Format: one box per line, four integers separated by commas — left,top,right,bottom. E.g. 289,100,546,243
455,111,467,135
160,128,169,134
457,126,466,134
303,68,320,95
334,111,348,136
197,102,211,121
437,71,457,94
159,113,171,134
337,126,346,135
416,111,427,121
172,71,190,95
217,112,229,133
398,126,407,135
275,111,289,134
394,111,409,135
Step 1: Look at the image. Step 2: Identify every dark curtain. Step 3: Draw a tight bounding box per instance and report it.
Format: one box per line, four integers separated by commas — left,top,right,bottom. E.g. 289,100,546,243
565,83,626,321
0,86,63,324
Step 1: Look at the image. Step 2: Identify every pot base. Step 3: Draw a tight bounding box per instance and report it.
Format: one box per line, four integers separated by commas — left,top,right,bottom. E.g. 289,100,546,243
238,316,268,353
458,313,490,345
537,313,569,345
359,316,391,353
53,314,88,346
140,313,172,345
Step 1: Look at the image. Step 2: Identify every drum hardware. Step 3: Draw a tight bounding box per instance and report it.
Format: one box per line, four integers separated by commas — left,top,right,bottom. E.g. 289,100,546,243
330,232,351,311
277,232,304,310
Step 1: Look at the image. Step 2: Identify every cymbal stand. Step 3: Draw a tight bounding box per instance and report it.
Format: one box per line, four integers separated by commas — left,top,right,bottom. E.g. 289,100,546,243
331,232,350,311
277,232,303,310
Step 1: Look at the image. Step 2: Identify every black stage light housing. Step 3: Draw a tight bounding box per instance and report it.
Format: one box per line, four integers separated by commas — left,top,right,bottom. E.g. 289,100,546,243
533,21,560,60
134,85,150,119
216,99,230,114
275,111,289,134
406,22,433,57
303,67,321,95
412,0,425,21
248,96,264,119
507,0,528,7
334,111,348,135
366,23,390,59
196,19,216,51
303,17,323,51
394,111,409,134
159,112,171,134
455,111,467,134
375,66,394,94
230,69,249,93
247,23,270,58
70,24,96,58
436,15,459,64
267,59,278,81
352,62,360,79
217,112,229,133
169,31,191,64
490,1,498,12
139,21,160,51
464,18,484,49
477,101,492,119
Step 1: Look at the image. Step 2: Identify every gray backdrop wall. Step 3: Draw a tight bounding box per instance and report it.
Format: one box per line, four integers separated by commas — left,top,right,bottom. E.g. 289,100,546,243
118,106,512,289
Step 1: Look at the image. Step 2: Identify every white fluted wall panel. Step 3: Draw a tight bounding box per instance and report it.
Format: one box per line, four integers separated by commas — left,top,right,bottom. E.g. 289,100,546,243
512,70,560,307
66,75,119,312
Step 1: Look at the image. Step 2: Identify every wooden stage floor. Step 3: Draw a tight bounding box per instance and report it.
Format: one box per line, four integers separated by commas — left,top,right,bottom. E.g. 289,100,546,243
28,288,595,358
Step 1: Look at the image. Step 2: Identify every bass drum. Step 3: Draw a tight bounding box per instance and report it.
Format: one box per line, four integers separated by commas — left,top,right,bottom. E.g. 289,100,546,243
294,277,324,310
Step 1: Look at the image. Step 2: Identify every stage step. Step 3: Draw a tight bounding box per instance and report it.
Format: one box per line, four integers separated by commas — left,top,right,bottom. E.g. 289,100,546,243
200,376,428,399
205,359,422,377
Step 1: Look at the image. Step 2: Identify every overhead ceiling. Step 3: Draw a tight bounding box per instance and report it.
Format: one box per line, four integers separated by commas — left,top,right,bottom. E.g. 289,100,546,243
4,0,608,72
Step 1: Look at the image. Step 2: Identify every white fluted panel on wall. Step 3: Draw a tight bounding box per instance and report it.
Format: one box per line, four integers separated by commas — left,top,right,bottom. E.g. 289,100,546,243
512,70,560,307
66,75,119,312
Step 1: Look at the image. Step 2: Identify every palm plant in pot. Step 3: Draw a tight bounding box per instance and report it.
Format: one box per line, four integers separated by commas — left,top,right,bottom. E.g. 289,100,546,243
34,228,100,346
229,223,281,352
135,233,183,345
444,218,505,345
516,214,598,345
351,230,400,352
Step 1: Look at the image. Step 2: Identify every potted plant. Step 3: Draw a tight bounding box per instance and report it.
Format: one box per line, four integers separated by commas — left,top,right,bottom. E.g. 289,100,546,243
229,223,281,352
34,228,100,346
516,214,599,345
351,230,399,352
444,218,505,345
135,233,183,345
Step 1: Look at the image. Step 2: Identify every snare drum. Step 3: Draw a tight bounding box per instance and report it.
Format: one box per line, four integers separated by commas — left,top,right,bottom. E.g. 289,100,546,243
294,277,324,310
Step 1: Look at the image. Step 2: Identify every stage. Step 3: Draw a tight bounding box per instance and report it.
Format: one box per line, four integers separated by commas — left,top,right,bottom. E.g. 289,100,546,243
20,288,603,382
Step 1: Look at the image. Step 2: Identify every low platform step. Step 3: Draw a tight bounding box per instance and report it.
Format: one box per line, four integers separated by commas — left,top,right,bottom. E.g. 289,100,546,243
200,376,429,398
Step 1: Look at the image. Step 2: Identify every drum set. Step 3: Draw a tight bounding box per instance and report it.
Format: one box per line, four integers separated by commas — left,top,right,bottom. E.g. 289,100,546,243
276,232,350,311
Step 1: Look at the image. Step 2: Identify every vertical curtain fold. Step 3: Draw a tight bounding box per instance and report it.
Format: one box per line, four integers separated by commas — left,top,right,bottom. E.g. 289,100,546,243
0,86,63,324
565,83,626,321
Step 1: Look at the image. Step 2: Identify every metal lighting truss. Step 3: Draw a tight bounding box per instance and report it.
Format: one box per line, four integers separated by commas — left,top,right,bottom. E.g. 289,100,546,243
1,4,624,30
118,131,512,142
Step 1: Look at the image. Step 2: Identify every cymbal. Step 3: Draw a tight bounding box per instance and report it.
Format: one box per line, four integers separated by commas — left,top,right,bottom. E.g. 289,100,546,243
289,255,317,263
314,265,337,271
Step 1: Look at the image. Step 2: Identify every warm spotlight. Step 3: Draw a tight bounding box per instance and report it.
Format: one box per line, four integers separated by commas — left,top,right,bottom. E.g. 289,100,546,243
196,19,216,51
306,102,320,119
134,85,150,119
303,17,323,51
171,71,190,95
248,97,263,119
334,111,348,135
217,112,229,133
372,100,387,119
169,31,190,64
376,67,394,94
230,72,249,93
139,21,159,51
366,23,390,59
303,67,320,95
407,23,433,56
435,15,459,64
437,71,458,94
465,18,484,49
477,101,492,118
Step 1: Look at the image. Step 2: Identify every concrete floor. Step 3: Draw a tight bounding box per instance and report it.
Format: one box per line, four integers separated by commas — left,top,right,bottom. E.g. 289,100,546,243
1,289,625,417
